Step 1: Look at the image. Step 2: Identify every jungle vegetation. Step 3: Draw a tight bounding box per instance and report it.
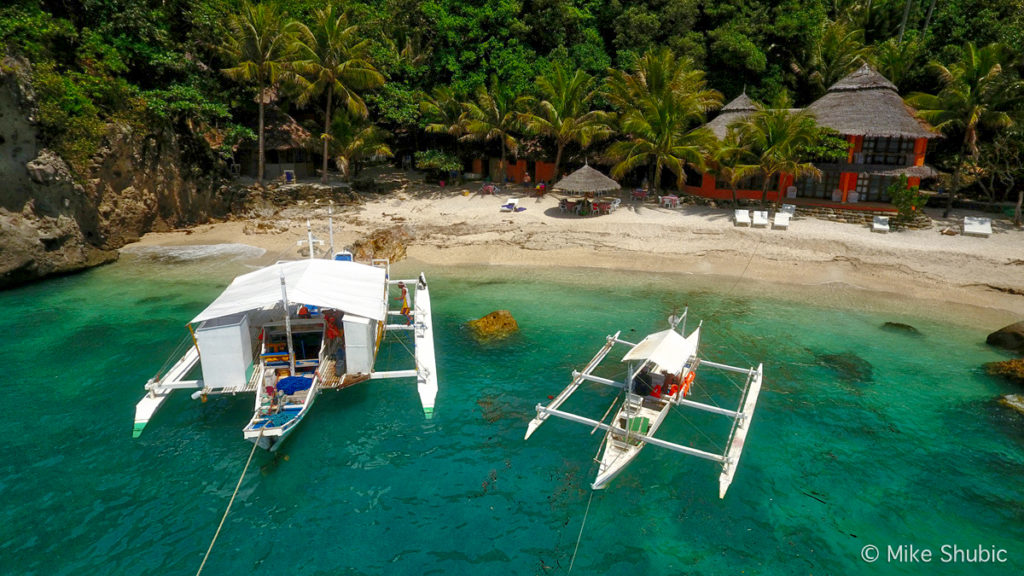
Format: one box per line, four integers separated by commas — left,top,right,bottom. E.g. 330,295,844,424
1,0,1022,208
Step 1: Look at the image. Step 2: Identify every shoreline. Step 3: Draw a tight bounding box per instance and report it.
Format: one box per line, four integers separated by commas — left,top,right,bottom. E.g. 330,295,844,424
127,181,1024,327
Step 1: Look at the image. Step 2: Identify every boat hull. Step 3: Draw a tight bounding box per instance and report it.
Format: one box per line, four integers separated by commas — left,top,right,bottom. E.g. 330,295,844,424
593,394,672,489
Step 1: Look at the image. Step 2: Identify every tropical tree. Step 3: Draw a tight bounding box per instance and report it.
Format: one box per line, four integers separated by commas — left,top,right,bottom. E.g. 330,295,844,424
221,1,299,185
906,42,1024,217
461,80,522,182
732,95,823,206
603,48,722,194
869,36,924,90
329,110,392,181
795,19,869,98
293,6,384,184
518,62,613,180
708,129,760,208
419,85,465,137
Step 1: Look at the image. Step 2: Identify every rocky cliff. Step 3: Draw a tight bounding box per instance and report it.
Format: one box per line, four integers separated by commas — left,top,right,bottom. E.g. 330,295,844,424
0,56,234,289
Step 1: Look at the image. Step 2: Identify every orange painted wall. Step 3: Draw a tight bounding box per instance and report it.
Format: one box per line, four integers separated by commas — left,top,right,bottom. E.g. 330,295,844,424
534,162,556,183
848,135,863,161
913,138,928,166
682,173,785,201
471,158,484,174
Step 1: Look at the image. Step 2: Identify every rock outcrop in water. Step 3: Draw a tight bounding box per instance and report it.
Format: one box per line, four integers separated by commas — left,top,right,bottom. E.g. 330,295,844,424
0,55,233,289
815,352,874,383
986,321,1024,354
985,358,1024,385
882,321,921,335
468,310,519,341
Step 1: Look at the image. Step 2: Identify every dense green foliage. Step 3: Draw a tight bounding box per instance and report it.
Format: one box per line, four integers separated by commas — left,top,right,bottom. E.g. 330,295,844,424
888,174,927,222
1,0,1021,201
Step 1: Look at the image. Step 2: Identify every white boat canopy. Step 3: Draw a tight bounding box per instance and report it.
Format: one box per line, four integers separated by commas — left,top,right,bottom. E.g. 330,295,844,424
191,259,387,324
621,328,700,374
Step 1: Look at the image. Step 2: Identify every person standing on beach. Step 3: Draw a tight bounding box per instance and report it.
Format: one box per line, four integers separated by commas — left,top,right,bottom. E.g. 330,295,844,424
523,172,531,187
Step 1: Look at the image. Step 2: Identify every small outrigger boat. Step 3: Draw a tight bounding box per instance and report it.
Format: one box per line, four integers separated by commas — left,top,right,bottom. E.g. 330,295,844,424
133,226,438,451
526,309,763,497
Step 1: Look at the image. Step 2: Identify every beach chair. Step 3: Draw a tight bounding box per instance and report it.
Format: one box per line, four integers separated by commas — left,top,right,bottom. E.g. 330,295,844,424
872,215,890,233
734,209,751,226
752,210,769,227
773,211,791,230
962,216,992,237
781,204,796,216
500,198,519,212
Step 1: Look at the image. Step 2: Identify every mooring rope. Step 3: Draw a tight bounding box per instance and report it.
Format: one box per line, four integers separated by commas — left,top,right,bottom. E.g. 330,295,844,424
568,490,596,574
195,429,264,576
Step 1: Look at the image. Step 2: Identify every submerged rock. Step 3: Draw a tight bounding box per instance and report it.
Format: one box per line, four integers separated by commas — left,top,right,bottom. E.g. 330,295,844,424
999,394,1024,416
986,321,1024,354
816,352,874,383
985,358,1024,385
468,310,519,341
882,321,921,335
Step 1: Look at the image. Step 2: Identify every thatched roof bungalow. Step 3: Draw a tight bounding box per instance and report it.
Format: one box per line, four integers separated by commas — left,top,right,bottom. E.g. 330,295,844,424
237,107,316,180
688,64,939,208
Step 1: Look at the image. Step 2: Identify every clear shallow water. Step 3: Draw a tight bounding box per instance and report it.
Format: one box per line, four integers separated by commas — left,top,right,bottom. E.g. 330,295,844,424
2,247,1022,575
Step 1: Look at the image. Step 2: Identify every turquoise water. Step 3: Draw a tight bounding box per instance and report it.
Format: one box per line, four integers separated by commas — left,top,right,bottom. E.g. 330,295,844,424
2,247,1022,575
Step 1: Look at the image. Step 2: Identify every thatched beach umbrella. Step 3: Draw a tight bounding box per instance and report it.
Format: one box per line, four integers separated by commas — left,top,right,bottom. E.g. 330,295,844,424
552,164,621,195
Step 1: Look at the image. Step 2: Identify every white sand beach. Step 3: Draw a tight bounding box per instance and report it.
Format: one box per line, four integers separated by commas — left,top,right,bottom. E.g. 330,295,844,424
130,178,1024,319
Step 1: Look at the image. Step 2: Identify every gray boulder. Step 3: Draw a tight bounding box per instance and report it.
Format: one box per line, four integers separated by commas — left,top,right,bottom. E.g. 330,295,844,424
987,321,1024,354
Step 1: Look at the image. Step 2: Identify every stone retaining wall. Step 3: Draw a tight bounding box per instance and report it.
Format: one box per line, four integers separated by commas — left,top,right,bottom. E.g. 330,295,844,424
793,206,932,230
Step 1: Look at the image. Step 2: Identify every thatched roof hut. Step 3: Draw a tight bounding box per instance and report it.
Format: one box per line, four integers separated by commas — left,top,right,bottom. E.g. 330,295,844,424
706,93,757,139
553,164,621,193
806,64,939,139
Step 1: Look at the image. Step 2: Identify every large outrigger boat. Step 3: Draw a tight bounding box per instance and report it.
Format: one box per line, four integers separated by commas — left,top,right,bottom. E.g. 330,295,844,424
133,225,438,451
526,309,763,497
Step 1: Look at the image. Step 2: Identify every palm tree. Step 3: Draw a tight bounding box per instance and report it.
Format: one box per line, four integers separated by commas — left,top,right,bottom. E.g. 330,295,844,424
461,81,522,183
732,95,823,206
293,6,384,184
907,42,1024,217
329,110,392,181
603,48,721,194
869,37,924,90
796,19,869,97
419,85,465,137
709,130,760,209
221,1,299,185
519,63,613,180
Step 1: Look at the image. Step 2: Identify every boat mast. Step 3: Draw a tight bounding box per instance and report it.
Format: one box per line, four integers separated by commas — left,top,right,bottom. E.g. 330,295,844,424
278,266,296,376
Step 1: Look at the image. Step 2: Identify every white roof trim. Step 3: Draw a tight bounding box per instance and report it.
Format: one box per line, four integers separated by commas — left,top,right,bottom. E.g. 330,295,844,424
191,259,387,324
622,328,700,374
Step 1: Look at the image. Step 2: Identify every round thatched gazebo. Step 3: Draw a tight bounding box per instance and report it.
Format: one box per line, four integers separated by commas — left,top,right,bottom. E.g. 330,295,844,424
552,164,621,195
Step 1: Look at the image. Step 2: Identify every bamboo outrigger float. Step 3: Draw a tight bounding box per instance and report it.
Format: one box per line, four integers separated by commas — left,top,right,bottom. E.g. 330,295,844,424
526,309,763,498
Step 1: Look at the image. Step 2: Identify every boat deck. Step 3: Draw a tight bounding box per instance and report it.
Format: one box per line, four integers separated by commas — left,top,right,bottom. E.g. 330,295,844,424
317,355,370,389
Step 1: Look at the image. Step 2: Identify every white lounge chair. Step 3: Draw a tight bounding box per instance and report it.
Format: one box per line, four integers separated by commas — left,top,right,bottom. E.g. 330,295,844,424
963,216,992,237
872,215,890,233
781,204,796,216
500,198,519,212
734,209,751,226
773,211,791,230
752,210,769,227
